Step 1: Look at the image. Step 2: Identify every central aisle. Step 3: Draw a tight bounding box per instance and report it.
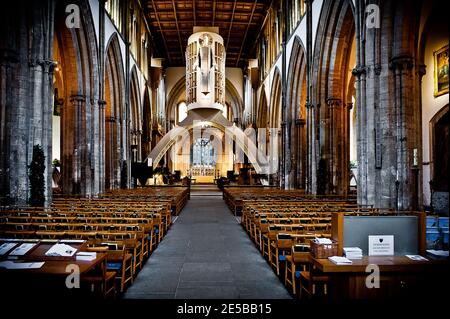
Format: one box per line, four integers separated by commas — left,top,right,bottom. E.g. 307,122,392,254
124,185,292,299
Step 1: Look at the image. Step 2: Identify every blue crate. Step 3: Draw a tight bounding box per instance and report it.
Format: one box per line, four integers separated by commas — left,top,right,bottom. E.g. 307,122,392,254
426,230,440,243
438,217,449,228
427,216,438,228
443,231,449,244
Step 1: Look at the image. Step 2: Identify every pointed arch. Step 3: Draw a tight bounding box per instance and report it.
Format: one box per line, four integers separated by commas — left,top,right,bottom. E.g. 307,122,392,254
129,65,143,166
312,0,356,195
257,85,268,129
166,76,186,123
53,0,100,196
269,68,282,129
166,76,244,125
104,32,126,190
141,87,152,157
225,79,244,123
287,36,307,189
130,66,141,134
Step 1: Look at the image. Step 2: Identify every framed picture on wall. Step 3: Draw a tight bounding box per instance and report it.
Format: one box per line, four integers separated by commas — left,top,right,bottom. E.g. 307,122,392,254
434,45,449,97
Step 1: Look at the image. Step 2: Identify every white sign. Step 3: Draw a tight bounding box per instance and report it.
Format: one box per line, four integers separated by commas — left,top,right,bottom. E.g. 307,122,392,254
368,235,394,256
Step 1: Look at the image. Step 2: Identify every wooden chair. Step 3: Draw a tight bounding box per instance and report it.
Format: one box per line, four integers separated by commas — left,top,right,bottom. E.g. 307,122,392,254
299,258,331,299
262,225,281,260
284,244,309,295
270,233,293,275
101,241,134,293
82,246,116,299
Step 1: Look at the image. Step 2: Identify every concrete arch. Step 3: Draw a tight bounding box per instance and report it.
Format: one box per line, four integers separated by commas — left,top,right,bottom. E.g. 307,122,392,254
147,104,276,176
148,120,268,175
166,76,244,125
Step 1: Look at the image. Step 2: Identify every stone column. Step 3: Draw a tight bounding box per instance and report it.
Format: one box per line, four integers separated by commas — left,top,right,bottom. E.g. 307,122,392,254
416,64,426,209
305,0,315,194
389,56,416,210
296,118,306,189
326,98,337,193
353,65,367,205
280,121,286,188
98,100,106,194
40,59,57,205
66,94,85,195
0,50,19,204
353,0,368,205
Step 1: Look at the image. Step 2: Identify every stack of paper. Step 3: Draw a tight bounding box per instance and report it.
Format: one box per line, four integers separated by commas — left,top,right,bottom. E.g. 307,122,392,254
60,239,85,244
328,256,353,265
0,261,45,269
313,238,332,244
343,247,363,259
45,243,77,257
76,252,97,261
426,250,449,257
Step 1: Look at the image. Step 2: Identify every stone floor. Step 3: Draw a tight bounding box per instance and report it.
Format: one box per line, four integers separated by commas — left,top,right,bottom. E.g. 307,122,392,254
123,186,291,299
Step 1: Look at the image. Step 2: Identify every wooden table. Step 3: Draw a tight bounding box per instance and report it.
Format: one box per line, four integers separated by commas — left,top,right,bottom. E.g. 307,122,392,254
311,255,449,299
0,239,107,298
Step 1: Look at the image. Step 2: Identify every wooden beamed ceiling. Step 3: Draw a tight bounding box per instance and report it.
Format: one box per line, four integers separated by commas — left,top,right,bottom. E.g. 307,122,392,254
144,0,270,68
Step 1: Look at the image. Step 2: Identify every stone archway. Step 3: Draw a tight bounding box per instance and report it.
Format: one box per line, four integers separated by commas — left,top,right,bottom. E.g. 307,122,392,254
104,33,126,190
256,86,268,129
312,0,355,195
270,68,282,129
130,66,142,160
166,76,244,126
53,0,100,197
286,37,307,189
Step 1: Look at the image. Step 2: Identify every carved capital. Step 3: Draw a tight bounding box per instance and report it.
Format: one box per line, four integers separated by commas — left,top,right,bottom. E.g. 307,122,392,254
326,98,342,108
35,59,57,74
389,55,414,71
295,118,306,126
352,65,366,77
98,100,107,109
417,64,426,78
106,116,116,123
70,94,85,105
305,102,314,109
373,64,382,76
0,49,19,65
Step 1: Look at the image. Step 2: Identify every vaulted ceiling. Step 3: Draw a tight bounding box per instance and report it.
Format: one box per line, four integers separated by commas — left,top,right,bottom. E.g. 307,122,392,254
143,0,271,68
